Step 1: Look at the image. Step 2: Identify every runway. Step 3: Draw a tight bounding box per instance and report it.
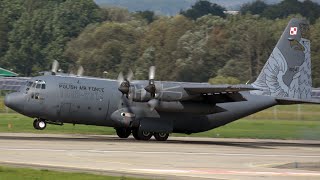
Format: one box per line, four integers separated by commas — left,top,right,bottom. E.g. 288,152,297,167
0,133,320,180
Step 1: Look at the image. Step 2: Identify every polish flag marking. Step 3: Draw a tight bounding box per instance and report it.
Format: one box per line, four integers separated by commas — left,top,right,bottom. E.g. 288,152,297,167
290,27,298,35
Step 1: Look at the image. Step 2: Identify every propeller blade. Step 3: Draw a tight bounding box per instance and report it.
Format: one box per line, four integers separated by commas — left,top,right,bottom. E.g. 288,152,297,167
51,60,59,73
148,99,159,111
149,66,155,80
141,88,147,100
77,66,84,76
117,72,124,85
127,69,134,82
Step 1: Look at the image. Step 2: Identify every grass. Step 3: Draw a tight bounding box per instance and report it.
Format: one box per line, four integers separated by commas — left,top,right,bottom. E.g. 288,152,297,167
1,111,320,140
0,166,141,180
187,119,320,140
0,113,115,135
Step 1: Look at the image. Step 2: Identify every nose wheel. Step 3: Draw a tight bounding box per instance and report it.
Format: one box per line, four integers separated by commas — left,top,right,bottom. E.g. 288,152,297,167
115,128,131,138
33,119,47,130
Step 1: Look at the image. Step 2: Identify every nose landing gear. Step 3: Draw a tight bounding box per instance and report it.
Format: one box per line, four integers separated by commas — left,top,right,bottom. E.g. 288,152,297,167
33,119,47,130
115,128,131,138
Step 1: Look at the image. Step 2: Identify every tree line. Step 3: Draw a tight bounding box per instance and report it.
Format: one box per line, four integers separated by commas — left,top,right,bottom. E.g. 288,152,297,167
1,0,320,86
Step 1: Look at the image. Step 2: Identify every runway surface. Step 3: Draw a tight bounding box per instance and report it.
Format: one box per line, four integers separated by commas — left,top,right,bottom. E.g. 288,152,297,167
0,133,320,180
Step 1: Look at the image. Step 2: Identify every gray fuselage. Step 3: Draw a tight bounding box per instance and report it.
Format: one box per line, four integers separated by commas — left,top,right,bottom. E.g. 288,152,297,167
6,75,277,134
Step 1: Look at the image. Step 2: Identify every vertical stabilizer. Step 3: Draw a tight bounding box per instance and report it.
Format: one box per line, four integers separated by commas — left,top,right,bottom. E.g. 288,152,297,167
252,18,311,99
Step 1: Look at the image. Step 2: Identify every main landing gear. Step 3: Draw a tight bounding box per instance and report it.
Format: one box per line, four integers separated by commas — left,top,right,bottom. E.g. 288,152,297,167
115,128,170,141
33,119,47,130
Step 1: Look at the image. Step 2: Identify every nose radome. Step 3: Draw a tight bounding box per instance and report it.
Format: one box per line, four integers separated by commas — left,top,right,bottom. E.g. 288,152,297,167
4,94,12,107
4,93,24,112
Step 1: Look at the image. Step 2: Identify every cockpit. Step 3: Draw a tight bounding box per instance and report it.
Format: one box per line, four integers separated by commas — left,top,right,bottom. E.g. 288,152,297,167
26,80,46,91
25,80,47,100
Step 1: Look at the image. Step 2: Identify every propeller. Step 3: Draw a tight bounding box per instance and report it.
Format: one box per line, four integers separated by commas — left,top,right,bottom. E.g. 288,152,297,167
147,99,159,111
144,66,159,110
118,69,134,97
77,66,84,76
51,60,59,75
118,70,135,121
144,66,156,98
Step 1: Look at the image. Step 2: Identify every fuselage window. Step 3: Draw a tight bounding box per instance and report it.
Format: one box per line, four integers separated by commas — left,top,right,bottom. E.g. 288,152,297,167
32,83,36,88
41,84,46,89
36,84,41,89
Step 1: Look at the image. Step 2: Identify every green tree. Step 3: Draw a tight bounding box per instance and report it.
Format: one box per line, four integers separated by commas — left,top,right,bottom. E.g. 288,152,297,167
240,0,268,15
3,0,102,76
180,0,225,20
301,0,320,24
311,19,320,87
260,0,320,23
0,0,24,67
135,10,156,24
209,75,240,85
65,21,145,78
140,15,193,80
216,15,282,82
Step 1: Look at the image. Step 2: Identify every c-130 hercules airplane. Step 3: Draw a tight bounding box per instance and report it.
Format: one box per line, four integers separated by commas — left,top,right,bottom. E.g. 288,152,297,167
1,18,319,141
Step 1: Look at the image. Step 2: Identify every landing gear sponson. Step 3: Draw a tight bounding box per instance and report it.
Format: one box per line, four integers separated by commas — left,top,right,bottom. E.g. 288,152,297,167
115,127,169,141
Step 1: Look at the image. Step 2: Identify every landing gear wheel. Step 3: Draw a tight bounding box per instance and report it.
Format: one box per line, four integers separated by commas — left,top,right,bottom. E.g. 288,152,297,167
154,132,169,141
115,128,131,138
132,128,152,141
132,128,140,140
33,119,47,130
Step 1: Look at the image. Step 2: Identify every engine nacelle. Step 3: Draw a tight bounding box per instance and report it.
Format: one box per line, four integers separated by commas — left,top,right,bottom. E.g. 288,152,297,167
129,83,196,102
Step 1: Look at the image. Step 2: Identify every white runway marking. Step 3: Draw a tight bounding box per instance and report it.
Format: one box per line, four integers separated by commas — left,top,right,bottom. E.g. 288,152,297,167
0,147,319,158
134,168,320,177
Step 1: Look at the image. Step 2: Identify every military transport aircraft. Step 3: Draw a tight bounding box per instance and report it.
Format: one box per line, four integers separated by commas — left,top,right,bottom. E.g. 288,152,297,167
1,18,319,141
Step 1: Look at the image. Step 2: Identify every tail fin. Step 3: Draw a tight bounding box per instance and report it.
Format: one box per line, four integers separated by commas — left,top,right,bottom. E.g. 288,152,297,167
252,18,312,100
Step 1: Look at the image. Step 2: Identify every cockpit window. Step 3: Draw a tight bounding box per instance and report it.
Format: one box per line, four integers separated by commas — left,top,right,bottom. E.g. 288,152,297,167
29,80,46,90
26,81,33,87
36,84,41,89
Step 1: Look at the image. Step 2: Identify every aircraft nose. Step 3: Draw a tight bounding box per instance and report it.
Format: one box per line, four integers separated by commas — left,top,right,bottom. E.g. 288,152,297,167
4,92,24,112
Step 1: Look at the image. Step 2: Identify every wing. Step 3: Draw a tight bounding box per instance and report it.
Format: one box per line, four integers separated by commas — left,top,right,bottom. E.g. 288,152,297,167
184,84,259,94
183,84,260,103
276,97,320,105
0,77,30,91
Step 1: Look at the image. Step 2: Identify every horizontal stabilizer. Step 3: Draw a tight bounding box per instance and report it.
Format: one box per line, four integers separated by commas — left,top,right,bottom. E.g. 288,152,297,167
184,84,259,95
276,97,320,105
0,77,30,91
